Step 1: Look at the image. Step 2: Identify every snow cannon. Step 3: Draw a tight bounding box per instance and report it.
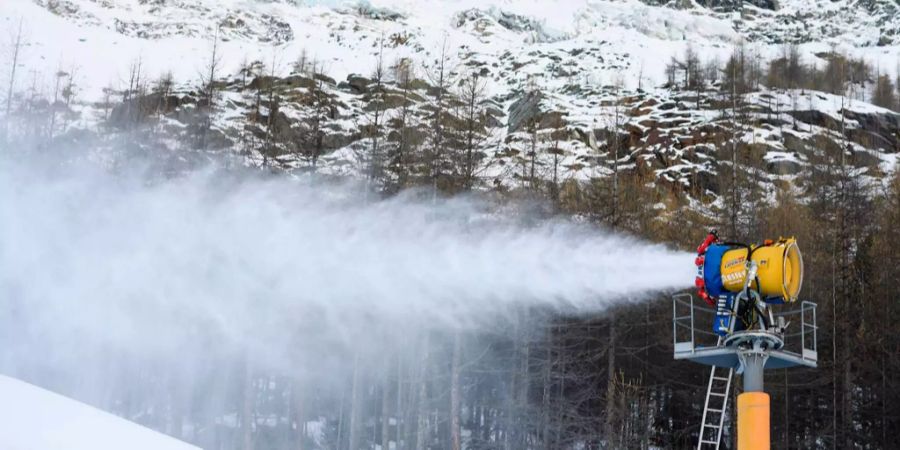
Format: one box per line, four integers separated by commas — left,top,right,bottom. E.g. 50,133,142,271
678,234,817,450
695,232,803,306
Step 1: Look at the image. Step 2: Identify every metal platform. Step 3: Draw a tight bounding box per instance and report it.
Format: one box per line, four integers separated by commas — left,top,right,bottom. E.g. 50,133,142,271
672,293,817,370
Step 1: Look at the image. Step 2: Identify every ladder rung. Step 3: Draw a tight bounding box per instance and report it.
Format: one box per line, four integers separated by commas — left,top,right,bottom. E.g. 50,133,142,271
699,366,731,449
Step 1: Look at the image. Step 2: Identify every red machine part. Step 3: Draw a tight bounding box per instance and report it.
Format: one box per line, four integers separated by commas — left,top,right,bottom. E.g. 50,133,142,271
695,231,719,306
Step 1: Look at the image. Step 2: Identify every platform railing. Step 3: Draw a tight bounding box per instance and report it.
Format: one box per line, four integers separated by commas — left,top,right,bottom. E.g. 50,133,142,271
672,293,719,354
801,301,818,362
672,293,818,366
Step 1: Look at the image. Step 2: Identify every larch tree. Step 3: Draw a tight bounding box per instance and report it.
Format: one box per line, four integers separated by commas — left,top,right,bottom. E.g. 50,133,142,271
366,39,387,194
425,37,454,198
871,73,897,111
197,26,222,150
457,71,487,190
305,59,330,171
3,19,25,143
388,57,416,190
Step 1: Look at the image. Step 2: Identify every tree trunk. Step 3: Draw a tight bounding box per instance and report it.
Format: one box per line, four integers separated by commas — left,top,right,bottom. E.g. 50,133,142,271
241,357,254,450
416,333,431,450
605,314,617,448
349,354,363,450
4,20,23,142
450,332,462,450
541,329,552,448
382,372,391,450
294,380,306,450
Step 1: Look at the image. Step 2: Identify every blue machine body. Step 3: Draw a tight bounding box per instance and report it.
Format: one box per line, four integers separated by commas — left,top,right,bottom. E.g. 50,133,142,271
703,244,730,297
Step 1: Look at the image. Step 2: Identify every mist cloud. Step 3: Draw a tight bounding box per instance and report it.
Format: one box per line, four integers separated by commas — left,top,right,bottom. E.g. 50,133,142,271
1,155,693,379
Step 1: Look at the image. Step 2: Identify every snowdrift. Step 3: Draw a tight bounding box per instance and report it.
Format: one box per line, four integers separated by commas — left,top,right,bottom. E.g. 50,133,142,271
0,375,199,450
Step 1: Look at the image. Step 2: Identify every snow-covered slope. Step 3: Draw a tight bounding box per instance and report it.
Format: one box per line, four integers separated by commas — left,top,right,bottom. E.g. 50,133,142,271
737,0,900,47
0,375,199,450
1,0,898,200
6,0,899,100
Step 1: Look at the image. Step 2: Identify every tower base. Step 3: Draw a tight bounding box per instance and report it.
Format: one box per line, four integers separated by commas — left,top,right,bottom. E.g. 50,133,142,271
737,392,770,450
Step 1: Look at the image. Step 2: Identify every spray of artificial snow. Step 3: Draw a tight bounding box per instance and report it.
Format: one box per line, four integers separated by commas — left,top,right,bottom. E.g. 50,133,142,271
0,156,693,381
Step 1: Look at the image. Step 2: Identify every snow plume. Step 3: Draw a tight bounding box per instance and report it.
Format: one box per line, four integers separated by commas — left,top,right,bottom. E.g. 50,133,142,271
0,153,692,402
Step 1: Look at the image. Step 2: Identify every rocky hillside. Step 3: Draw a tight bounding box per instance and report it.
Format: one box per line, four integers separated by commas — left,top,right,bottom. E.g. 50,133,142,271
2,0,899,213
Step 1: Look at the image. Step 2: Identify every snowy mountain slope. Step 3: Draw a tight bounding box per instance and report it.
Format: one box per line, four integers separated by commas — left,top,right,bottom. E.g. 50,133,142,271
736,0,900,47
0,375,200,450
8,0,899,100
1,0,898,201
4,0,737,99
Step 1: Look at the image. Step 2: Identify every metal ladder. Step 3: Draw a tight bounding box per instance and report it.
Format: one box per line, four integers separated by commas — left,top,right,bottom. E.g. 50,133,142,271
697,339,734,449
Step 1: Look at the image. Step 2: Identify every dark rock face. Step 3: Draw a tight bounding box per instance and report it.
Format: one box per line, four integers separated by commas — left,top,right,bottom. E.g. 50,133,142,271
507,91,544,133
695,169,720,193
109,93,188,127
640,0,778,11
787,109,900,151
354,3,406,21
787,110,842,132
844,110,900,151
344,76,372,95
767,159,803,175
506,91,567,134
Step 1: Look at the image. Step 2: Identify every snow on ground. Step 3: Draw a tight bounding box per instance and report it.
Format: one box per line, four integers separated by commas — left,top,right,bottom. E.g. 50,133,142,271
0,375,199,450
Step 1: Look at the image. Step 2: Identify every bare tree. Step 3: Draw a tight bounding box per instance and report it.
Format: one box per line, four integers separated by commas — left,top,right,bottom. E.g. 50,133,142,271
48,66,66,140
293,48,309,75
720,44,746,238
261,47,283,168
120,58,147,128
547,114,565,205
458,71,487,190
293,379,306,450
153,71,175,119
609,77,623,228
241,355,255,450
389,57,416,189
637,60,644,92
871,72,897,111
664,56,678,89
527,116,540,191
101,83,115,122
348,354,363,450
684,45,700,91
415,333,431,450
365,39,387,194
425,37,454,199
238,56,251,89
3,18,24,142
450,333,462,450
197,26,222,149
61,67,78,110
306,60,329,170
381,368,391,450
52,67,78,137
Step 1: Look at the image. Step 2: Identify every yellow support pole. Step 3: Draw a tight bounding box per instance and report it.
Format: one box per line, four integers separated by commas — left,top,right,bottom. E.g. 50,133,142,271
737,392,770,450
